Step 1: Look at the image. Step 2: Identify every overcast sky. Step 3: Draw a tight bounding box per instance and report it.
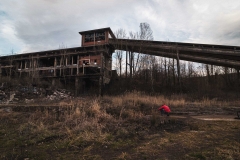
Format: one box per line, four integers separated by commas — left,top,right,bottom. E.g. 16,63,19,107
0,0,240,56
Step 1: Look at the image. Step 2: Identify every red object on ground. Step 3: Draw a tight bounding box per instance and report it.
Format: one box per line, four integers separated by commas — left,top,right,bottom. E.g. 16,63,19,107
158,104,171,113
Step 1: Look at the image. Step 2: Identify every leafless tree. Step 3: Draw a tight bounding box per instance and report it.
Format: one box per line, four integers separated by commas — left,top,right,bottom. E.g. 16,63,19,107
114,29,126,78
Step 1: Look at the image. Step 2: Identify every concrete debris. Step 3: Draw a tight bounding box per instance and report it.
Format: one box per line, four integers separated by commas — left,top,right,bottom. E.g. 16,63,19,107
6,92,16,104
3,107,12,113
25,99,34,103
45,89,72,101
0,90,7,101
0,84,73,103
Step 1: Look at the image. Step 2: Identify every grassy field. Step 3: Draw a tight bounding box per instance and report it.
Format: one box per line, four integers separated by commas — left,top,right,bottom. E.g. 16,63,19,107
0,92,239,160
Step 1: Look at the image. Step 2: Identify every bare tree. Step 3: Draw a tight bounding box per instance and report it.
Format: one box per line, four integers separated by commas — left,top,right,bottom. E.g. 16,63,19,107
114,29,126,78
128,23,154,79
138,23,155,89
139,23,153,41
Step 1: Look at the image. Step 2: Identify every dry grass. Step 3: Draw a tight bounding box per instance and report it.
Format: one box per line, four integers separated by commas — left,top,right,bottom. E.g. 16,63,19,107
103,91,186,117
0,91,239,159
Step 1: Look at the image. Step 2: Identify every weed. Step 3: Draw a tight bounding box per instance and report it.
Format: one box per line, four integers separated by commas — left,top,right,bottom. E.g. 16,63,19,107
0,92,239,159
117,152,130,160
189,152,206,160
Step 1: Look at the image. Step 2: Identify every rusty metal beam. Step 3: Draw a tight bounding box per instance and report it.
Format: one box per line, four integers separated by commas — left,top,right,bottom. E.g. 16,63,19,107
109,38,240,69
141,50,240,68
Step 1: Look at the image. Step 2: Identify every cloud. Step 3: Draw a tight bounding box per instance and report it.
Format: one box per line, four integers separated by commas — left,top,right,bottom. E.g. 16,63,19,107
184,0,240,45
0,0,145,54
0,0,240,56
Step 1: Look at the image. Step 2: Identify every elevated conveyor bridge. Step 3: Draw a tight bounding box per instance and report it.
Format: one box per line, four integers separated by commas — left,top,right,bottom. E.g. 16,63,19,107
109,38,240,69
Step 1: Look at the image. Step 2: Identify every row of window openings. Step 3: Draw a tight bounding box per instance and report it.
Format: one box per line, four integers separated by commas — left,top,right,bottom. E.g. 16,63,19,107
17,59,99,69
83,60,98,65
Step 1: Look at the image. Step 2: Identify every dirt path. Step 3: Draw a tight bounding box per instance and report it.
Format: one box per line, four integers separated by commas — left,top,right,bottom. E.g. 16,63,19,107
170,114,240,121
191,115,240,121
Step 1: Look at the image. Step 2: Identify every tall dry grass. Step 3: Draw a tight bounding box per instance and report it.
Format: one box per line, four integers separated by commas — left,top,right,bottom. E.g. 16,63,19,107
18,97,117,145
17,91,238,147
2,91,239,160
103,91,186,109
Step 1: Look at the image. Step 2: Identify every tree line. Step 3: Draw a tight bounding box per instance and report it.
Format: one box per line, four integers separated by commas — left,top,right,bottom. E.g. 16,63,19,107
109,23,240,97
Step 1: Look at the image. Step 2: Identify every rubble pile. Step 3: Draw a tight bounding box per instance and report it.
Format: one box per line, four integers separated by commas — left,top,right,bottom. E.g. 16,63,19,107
0,82,73,104
12,87,42,103
45,89,72,101
0,90,7,102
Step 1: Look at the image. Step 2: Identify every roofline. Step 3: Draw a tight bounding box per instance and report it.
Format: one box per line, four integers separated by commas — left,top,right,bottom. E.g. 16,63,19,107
0,46,90,59
79,27,116,39
111,38,240,49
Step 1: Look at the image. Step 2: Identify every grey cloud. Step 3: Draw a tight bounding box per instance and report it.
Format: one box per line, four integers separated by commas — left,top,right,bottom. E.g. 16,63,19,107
3,0,144,53
0,0,240,55
225,31,240,40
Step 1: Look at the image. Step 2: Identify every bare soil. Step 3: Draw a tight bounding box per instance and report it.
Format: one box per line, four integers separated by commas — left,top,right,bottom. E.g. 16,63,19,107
0,96,239,160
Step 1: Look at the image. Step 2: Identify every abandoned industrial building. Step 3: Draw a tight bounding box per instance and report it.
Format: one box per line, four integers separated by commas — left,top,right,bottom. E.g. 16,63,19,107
0,28,116,95
0,27,239,95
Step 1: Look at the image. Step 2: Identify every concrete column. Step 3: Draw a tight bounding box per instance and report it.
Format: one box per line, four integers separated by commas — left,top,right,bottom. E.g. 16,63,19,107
71,56,73,75
237,69,239,80
20,61,22,77
9,59,12,77
33,59,36,78
176,49,181,91
237,69,240,88
75,77,79,96
125,51,128,77
60,57,62,76
65,57,68,76
0,64,2,79
99,76,102,97
54,57,57,77
77,55,79,75
30,60,32,77
52,79,55,86
99,52,104,96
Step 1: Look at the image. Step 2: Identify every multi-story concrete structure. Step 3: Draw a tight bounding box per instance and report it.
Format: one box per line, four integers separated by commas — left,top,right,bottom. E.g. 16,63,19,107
0,27,116,95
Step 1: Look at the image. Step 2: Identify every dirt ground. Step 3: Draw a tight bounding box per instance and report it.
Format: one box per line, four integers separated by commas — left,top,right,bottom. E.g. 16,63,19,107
0,96,239,160
191,115,240,121
169,114,240,121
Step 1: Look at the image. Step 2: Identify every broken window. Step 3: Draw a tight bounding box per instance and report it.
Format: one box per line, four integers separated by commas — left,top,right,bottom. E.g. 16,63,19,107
84,33,94,43
83,60,90,65
95,32,105,41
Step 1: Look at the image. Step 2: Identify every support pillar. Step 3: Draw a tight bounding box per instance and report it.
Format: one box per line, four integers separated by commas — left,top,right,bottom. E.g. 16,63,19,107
75,77,79,96
77,55,79,75
176,49,181,91
71,56,73,75
237,69,240,88
9,62,12,78
129,51,132,78
99,52,104,96
33,59,36,78
20,61,22,77
0,64,2,80
60,57,62,76
237,69,239,80
29,61,32,77
54,57,57,77
52,79,55,86
99,76,103,97
125,51,128,77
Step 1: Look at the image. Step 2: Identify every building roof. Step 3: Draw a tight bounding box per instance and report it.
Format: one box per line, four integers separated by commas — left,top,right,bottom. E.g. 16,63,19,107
79,27,116,39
